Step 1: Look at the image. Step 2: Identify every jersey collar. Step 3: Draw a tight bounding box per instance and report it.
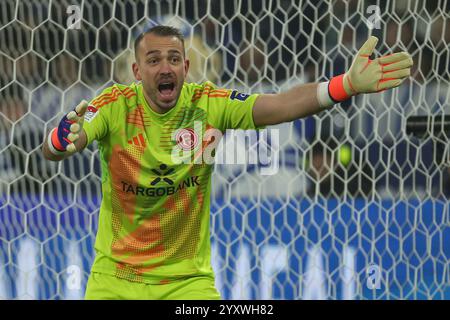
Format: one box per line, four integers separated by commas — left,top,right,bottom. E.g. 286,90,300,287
138,82,186,124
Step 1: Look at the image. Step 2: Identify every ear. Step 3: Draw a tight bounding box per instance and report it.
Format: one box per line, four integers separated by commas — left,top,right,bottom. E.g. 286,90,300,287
132,62,142,81
184,58,190,77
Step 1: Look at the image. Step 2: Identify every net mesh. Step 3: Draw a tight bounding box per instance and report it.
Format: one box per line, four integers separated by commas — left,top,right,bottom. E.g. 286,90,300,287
1,0,450,299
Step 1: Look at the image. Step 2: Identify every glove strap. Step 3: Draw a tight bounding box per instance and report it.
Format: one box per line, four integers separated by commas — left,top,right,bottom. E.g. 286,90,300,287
47,128,66,156
328,74,352,102
317,74,354,108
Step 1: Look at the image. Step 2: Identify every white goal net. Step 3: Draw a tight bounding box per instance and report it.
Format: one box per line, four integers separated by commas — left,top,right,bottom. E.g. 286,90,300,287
1,0,450,300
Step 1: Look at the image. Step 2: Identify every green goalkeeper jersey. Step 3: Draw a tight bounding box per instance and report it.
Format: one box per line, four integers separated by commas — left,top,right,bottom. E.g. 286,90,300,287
83,81,260,284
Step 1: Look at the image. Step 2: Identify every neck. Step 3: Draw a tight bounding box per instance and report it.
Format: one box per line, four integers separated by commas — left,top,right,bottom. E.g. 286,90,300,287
142,89,168,114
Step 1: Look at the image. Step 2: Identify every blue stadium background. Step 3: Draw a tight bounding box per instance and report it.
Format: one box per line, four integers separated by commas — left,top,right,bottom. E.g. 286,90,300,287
1,192,450,299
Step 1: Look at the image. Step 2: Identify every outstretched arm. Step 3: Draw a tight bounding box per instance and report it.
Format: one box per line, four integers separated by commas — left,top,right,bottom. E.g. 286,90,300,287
42,101,89,161
252,36,413,127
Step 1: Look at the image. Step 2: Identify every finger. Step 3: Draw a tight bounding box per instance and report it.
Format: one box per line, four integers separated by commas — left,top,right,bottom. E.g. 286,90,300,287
67,110,79,121
75,100,89,117
378,78,405,91
382,68,411,79
380,56,413,72
357,36,378,57
67,132,79,142
66,143,77,153
70,123,80,133
378,52,411,65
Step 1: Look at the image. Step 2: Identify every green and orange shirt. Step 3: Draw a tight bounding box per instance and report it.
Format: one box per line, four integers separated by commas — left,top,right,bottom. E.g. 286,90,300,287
83,81,260,283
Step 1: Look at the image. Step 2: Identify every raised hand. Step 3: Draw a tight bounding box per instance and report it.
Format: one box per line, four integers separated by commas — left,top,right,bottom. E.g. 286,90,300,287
48,100,89,154
343,36,413,95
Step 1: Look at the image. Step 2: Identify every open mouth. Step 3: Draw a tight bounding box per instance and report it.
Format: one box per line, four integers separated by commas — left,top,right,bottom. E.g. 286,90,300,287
158,82,175,100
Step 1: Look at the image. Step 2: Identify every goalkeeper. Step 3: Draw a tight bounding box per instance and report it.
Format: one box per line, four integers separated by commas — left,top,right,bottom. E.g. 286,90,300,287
42,26,412,299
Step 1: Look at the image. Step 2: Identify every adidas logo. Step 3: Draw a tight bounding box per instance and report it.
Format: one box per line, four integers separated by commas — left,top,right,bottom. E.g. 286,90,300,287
128,133,146,147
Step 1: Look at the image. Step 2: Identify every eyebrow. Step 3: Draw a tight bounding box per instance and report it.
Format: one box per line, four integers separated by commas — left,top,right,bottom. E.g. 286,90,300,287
146,49,182,56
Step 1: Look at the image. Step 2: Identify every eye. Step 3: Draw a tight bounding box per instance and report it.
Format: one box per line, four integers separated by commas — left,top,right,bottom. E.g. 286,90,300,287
170,56,181,64
147,58,158,65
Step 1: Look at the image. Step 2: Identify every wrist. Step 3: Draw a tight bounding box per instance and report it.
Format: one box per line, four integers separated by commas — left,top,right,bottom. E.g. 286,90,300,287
316,81,334,108
328,74,356,102
317,74,358,108
47,128,66,156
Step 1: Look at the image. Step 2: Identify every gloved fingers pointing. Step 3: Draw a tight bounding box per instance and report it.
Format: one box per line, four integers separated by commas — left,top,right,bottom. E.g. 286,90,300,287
380,57,413,72
377,78,405,91
378,52,412,66
382,68,411,79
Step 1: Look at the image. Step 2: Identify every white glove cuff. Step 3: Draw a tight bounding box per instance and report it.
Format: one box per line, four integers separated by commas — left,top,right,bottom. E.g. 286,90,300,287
317,81,335,109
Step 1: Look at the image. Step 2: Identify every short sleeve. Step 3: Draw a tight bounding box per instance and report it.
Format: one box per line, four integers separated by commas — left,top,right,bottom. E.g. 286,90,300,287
205,83,263,131
83,93,111,145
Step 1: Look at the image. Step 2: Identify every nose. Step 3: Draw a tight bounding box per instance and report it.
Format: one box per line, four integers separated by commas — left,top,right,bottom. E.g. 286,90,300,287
159,59,172,74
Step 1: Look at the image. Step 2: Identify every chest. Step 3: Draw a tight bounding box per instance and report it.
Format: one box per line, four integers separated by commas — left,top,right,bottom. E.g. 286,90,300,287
108,105,216,175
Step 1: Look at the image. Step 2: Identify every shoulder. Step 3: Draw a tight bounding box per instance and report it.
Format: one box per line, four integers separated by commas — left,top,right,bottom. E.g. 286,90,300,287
89,83,139,110
183,81,230,105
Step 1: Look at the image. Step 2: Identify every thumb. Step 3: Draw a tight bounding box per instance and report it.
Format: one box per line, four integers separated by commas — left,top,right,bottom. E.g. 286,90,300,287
356,36,378,57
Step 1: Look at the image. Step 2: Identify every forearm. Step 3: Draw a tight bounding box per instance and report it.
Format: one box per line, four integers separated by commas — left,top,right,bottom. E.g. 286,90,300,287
252,37,413,127
253,82,322,126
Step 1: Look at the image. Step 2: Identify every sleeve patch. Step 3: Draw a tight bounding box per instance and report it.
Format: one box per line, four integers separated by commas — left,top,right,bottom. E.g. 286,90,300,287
85,105,99,123
230,90,250,101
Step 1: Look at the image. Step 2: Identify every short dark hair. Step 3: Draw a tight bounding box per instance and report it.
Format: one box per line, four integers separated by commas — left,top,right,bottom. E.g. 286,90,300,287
134,25,185,58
